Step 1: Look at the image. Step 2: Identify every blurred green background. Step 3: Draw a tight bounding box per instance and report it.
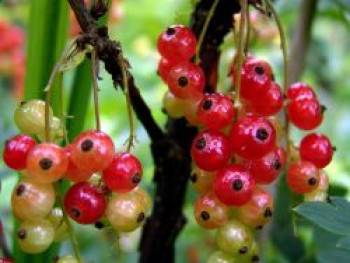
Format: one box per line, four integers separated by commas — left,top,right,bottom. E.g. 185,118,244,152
0,0,349,262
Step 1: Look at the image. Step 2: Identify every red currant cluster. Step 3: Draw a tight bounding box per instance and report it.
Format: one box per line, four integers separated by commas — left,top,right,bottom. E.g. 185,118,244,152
157,25,333,262
0,20,25,99
3,99,151,255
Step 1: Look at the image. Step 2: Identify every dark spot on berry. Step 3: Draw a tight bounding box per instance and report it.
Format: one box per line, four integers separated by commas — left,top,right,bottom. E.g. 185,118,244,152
308,177,317,186
256,225,263,230
16,184,26,196
202,99,213,110
256,128,268,141
252,255,260,262
254,66,265,75
94,221,104,229
273,159,281,170
320,105,327,114
81,139,94,152
332,146,337,152
232,179,243,191
17,229,26,240
71,208,81,218
190,173,197,183
39,158,53,170
195,138,206,150
178,76,188,87
137,212,145,223
166,27,176,35
239,246,248,254
200,211,210,221
20,101,27,106
264,207,273,218
132,173,141,184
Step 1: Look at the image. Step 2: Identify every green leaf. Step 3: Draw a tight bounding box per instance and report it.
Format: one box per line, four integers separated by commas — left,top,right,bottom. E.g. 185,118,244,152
337,235,350,251
294,197,350,235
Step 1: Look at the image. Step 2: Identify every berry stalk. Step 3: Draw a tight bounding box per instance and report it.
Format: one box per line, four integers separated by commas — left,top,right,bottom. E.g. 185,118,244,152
91,49,101,132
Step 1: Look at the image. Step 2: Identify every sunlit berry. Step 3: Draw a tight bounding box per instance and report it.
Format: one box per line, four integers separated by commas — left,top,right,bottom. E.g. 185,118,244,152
3,134,36,170
26,143,68,184
250,82,283,116
11,181,55,221
158,57,176,82
70,130,115,173
191,130,231,172
64,144,92,183
287,161,320,194
102,152,142,193
64,182,107,224
213,165,255,206
287,82,316,101
229,115,276,159
197,93,235,130
190,167,215,194
162,91,185,119
300,133,334,168
157,25,197,62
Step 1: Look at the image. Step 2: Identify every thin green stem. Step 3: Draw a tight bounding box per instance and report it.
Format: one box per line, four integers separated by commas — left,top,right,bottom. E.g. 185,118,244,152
244,4,251,55
54,183,83,263
91,49,101,131
194,0,220,65
119,56,135,153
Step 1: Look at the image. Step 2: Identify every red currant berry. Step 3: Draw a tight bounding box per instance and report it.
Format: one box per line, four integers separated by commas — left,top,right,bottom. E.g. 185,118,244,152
197,93,235,130
213,165,255,206
167,62,205,99
287,161,320,194
237,187,274,228
64,182,107,224
3,134,36,170
250,82,283,116
191,130,231,172
194,192,229,229
287,98,324,130
157,25,197,62
229,115,276,159
64,144,92,183
70,130,115,173
287,82,316,101
157,57,176,82
245,147,286,184
300,133,334,168
102,152,142,193
26,143,68,184
0,259,13,263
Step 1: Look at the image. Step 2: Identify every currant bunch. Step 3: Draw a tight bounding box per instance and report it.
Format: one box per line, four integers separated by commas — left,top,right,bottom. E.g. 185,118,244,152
157,22,334,262
2,99,152,255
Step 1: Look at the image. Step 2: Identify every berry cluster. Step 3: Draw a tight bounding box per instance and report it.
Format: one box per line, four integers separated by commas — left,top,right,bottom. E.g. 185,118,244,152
157,24,333,262
0,20,25,99
3,99,151,255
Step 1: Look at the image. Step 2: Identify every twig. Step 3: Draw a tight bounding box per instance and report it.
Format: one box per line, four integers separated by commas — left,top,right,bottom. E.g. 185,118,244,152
91,49,102,131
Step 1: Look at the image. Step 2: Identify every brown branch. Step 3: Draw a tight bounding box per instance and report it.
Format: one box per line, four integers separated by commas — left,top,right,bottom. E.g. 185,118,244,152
288,0,318,84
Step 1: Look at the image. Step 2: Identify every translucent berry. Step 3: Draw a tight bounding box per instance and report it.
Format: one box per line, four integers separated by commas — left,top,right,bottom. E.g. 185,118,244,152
183,96,203,126
194,192,229,229
157,25,197,62
162,91,185,119
106,192,147,232
207,251,236,263
287,82,316,101
304,190,328,202
17,219,55,254
287,161,320,194
64,182,107,224
190,167,215,194
197,93,235,130
245,147,286,184
300,133,334,168
64,144,92,183
191,130,231,172
250,82,283,116
131,187,152,213
213,165,255,206
158,57,176,82
237,187,274,228
14,99,53,135
229,115,276,159
102,152,142,193
57,255,78,263
287,98,323,130
216,220,254,257
11,181,55,221
70,130,115,173
48,208,69,242
26,143,68,184
167,62,205,99
3,134,36,170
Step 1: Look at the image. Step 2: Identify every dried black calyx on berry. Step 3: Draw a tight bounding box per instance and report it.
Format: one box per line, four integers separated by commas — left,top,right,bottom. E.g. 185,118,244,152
264,207,273,218
137,212,145,223
202,99,213,110
16,184,26,196
232,179,243,191
273,159,281,170
190,173,197,183
320,105,327,114
166,27,176,35
252,255,260,262
17,229,26,239
132,173,141,184
94,221,105,229
71,208,81,218
256,225,263,230
200,211,210,221
178,76,188,87
81,139,94,152
308,177,317,186
239,246,248,254
256,128,268,141
195,138,206,150
254,66,265,75
39,158,53,170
